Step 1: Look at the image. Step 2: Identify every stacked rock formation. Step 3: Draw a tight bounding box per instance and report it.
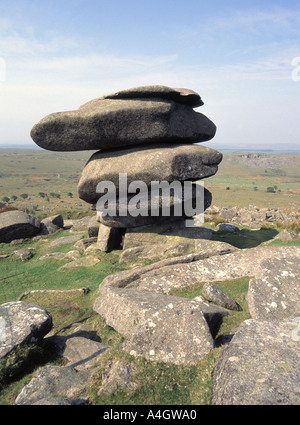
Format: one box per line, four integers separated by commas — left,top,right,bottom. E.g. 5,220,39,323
31,85,222,250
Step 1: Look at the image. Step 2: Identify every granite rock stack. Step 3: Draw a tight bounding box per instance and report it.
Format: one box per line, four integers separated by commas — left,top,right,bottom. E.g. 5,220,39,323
31,85,222,250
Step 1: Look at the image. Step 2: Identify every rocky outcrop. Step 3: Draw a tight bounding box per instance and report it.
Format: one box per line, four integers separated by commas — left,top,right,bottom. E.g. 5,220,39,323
206,205,300,228
93,245,299,367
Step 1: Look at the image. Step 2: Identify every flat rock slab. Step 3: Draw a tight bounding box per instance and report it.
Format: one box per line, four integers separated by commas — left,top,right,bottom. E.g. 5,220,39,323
78,144,222,204
31,96,216,152
39,252,66,260
14,365,91,405
0,301,52,359
119,236,236,264
247,257,300,320
122,301,214,365
47,336,110,370
0,210,40,243
102,85,204,107
60,256,100,269
49,234,83,247
212,319,300,405
125,246,300,294
94,287,228,364
123,221,213,250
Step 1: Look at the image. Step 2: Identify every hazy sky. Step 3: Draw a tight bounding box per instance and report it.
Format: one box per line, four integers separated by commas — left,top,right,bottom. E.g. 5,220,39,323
0,0,299,149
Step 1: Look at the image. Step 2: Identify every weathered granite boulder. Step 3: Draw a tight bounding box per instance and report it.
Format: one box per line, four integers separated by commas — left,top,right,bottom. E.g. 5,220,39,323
202,282,242,311
94,286,229,364
97,185,212,228
212,319,300,405
79,144,221,201
31,89,216,152
0,211,40,243
102,85,204,107
73,237,98,251
247,257,300,320
38,214,64,235
14,365,91,405
121,300,215,365
0,301,52,359
78,144,221,205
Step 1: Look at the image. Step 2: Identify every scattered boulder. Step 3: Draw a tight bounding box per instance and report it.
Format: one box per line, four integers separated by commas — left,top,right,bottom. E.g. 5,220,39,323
0,301,52,359
39,252,66,261
0,211,40,243
14,365,91,405
212,319,300,405
274,229,299,242
202,282,242,311
217,223,240,233
38,214,64,235
247,257,300,320
13,249,33,261
73,237,98,251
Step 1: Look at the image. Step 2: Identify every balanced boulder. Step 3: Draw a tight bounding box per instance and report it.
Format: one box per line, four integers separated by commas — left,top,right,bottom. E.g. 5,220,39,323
30,87,216,152
78,144,222,204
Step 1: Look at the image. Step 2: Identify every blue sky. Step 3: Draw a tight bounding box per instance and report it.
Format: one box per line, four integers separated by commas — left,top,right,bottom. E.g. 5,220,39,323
0,0,299,149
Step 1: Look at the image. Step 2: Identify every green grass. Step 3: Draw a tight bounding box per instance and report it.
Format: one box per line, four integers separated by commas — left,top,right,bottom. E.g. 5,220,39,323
0,229,125,303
